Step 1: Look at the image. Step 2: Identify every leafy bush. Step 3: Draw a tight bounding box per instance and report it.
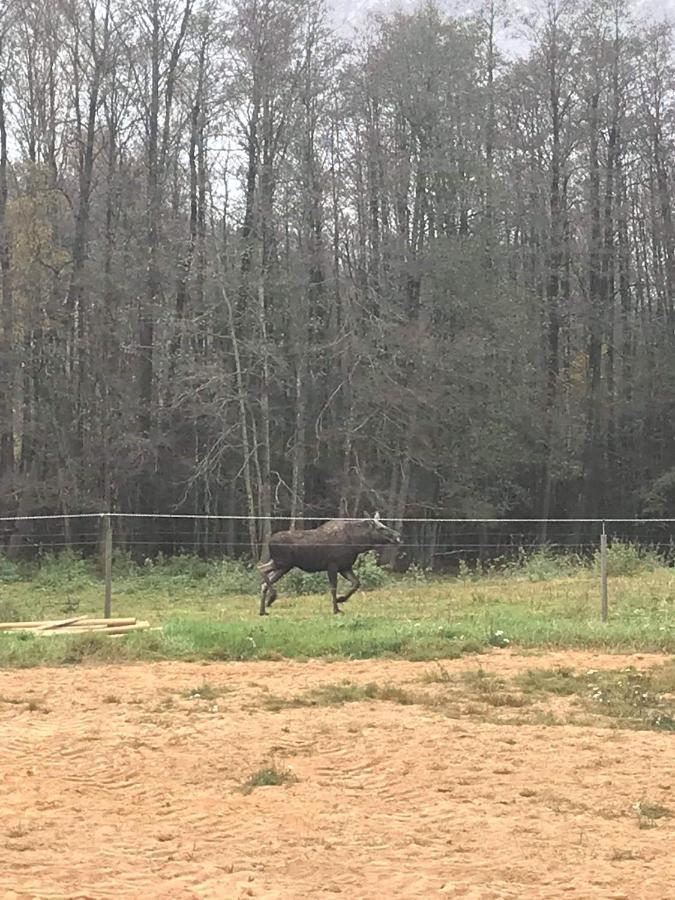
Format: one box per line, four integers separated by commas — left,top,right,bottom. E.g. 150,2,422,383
284,568,326,595
111,549,140,578
0,599,22,622
503,546,585,581
354,551,388,588
32,550,97,590
594,541,665,577
0,554,22,584
208,558,258,594
142,551,212,580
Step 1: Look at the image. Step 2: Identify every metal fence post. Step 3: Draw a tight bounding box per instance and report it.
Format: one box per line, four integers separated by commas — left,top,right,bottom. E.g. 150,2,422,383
600,521,608,623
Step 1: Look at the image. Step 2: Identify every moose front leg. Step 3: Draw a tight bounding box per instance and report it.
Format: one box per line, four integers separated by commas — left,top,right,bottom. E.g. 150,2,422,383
336,568,361,605
327,565,341,614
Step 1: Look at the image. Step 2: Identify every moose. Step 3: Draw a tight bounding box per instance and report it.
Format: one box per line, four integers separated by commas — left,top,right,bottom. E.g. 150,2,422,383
257,512,401,616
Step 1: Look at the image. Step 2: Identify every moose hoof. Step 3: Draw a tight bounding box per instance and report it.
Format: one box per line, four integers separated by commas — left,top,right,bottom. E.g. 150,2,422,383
336,596,348,604
259,609,268,617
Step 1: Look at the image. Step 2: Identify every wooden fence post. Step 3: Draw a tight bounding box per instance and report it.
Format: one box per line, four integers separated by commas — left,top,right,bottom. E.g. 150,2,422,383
103,514,113,619
600,522,608,623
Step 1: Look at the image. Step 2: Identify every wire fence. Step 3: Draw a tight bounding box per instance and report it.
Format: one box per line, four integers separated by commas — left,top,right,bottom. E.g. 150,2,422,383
1,512,674,562
1,512,673,623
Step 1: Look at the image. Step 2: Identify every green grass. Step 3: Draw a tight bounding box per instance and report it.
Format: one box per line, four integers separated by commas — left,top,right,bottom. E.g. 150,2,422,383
0,549,672,667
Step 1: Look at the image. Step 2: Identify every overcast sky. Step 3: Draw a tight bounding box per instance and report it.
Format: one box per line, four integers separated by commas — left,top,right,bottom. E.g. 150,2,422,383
330,0,675,34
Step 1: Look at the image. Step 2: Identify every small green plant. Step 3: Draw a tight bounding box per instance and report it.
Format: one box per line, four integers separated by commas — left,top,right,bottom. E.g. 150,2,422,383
487,629,510,648
405,561,432,583
420,663,454,684
241,765,298,794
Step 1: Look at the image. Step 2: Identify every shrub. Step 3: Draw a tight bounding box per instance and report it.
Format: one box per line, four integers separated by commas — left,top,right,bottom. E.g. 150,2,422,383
33,550,97,590
284,568,326,595
142,551,212,580
503,546,585,581
0,599,22,622
208,558,258,594
354,551,388,588
594,540,665,577
0,554,22,584
111,549,140,578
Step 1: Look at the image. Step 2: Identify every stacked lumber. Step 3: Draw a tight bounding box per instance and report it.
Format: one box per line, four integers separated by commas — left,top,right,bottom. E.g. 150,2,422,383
0,616,150,636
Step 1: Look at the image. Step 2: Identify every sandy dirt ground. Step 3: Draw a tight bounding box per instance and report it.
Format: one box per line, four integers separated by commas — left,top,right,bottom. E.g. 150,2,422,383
1,649,674,899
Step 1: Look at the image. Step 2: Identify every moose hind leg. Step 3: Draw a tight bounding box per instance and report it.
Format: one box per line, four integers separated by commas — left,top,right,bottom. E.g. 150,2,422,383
336,568,361,605
259,566,289,616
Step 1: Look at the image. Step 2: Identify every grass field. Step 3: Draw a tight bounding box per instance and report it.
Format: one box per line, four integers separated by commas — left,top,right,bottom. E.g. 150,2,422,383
0,545,672,667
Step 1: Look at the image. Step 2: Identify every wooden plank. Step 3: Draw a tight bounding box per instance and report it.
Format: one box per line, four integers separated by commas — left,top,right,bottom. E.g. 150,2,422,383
0,621,59,631
37,622,150,637
36,616,88,631
0,617,138,632
37,625,111,635
99,622,149,635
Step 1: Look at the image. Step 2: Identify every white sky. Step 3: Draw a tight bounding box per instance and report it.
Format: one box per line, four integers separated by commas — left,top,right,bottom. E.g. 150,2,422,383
331,0,675,31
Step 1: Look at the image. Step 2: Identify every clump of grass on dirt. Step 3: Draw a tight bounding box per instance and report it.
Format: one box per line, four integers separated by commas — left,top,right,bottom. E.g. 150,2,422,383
514,662,675,732
634,801,673,829
241,766,298,794
460,669,531,708
264,680,419,711
183,682,229,701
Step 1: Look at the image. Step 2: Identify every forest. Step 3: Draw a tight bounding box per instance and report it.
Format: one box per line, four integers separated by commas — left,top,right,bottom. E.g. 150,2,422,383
0,0,674,561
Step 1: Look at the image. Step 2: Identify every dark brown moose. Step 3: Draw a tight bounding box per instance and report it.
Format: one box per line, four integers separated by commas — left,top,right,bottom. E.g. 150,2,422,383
257,512,401,616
